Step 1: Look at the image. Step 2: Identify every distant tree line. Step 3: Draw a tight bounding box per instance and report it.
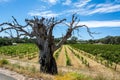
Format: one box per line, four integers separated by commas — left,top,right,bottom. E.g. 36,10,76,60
0,36,79,47
1,36,120,46
0,36,34,46
0,37,12,46
55,36,78,44
87,36,120,44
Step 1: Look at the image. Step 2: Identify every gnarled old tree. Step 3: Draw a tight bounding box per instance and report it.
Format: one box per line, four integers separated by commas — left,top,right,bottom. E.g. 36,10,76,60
0,14,92,74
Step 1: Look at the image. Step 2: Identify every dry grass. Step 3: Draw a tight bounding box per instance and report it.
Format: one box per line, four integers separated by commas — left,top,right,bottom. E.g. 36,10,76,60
1,59,119,80
54,72,92,80
0,60,53,80
0,59,103,80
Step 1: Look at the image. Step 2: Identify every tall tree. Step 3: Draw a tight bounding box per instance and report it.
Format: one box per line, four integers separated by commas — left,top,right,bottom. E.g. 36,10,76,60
69,36,78,44
0,14,92,74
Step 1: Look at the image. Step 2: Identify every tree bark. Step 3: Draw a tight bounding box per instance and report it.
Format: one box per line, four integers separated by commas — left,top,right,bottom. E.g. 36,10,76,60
39,50,58,74
38,40,58,74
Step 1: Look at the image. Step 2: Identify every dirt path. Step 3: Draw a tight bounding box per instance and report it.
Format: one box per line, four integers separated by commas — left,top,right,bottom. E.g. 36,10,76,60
56,46,66,67
65,46,85,69
67,45,120,79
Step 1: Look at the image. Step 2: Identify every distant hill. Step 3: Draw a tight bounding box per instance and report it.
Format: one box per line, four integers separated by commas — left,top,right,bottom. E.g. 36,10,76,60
89,27,120,39
87,36,120,44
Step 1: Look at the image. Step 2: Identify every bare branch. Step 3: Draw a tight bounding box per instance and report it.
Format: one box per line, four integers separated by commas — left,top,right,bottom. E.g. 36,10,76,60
48,18,66,37
0,27,14,32
54,19,66,25
70,13,78,28
72,25,86,30
54,28,72,51
54,14,93,51
12,16,19,25
4,30,14,38
0,21,33,37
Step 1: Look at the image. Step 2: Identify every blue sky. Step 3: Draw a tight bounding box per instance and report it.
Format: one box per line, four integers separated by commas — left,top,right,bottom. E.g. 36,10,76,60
0,0,120,40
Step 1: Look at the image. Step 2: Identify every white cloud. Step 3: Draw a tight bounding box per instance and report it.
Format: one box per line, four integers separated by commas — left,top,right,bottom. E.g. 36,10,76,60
63,0,120,16
62,0,71,5
73,0,91,8
34,6,47,11
88,4,120,15
29,0,120,17
50,0,57,3
41,0,57,4
78,20,120,27
28,10,59,17
86,4,96,9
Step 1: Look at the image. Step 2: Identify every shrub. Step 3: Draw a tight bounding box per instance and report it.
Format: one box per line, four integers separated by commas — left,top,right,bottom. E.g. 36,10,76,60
0,59,9,66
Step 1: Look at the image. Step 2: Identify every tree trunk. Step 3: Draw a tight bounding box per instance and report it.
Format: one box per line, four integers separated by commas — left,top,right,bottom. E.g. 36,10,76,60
38,40,58,74
39,50,58,74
